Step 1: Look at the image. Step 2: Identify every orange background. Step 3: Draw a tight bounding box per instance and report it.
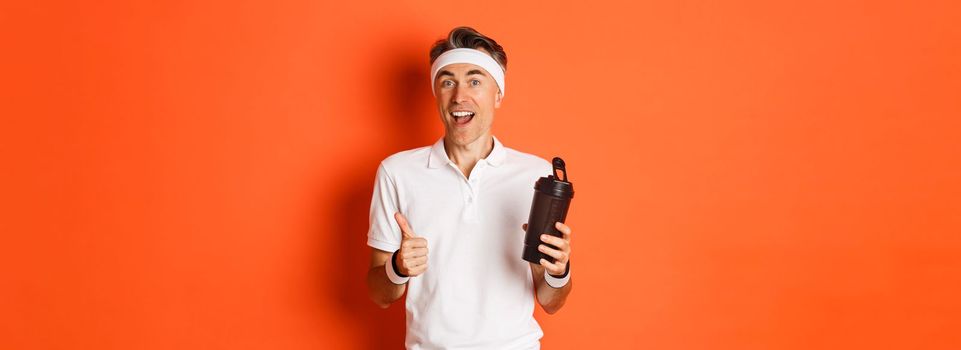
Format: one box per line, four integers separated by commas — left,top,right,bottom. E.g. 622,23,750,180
2,0,960,349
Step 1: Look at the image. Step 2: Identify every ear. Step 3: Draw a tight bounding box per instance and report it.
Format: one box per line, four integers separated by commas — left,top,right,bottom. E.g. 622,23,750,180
494,90,503,108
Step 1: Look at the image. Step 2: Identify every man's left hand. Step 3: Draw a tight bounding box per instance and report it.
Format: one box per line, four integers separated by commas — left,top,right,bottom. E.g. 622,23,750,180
523,222,572,276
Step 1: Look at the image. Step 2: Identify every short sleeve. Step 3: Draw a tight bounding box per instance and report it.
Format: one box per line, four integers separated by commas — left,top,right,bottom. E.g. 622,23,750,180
367,163,402,252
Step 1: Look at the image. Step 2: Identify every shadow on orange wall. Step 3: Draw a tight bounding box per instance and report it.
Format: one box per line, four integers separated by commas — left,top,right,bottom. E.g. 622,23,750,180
320,40,437,348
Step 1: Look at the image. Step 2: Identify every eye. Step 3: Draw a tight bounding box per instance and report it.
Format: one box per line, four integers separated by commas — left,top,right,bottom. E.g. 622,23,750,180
442,80,454,87
470,79,481,86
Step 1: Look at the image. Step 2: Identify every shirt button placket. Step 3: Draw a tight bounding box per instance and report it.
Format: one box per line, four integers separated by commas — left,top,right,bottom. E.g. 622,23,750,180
463,164,484,223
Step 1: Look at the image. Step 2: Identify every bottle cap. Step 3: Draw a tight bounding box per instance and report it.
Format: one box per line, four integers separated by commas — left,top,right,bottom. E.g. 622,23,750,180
534,157,574,199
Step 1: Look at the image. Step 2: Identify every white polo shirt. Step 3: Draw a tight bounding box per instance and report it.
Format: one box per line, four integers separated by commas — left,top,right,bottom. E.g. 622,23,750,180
367,136,552,350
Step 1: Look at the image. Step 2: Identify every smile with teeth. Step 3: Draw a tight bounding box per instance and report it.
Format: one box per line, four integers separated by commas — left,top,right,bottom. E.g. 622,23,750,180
450,111,475,125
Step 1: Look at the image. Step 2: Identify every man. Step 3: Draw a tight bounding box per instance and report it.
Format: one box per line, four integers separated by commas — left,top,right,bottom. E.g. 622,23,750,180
365,27,574,349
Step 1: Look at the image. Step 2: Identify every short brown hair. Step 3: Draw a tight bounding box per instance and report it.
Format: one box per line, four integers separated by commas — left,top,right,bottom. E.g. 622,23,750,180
429,27,507,72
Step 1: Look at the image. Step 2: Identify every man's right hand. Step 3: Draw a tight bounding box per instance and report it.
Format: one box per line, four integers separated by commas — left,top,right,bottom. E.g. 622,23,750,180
394,212,428,277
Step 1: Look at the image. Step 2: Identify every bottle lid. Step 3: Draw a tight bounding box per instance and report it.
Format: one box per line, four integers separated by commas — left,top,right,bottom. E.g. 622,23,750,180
534,157,574,198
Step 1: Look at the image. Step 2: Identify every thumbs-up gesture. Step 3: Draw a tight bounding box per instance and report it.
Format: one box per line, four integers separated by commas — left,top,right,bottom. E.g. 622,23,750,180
394,212,429,277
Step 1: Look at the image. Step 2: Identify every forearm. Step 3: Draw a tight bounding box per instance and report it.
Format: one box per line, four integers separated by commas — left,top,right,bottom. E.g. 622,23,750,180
530,263,572,314
366,264,406,308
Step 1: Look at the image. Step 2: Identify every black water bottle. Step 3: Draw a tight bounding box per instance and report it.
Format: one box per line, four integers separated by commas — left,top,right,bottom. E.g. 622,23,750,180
522,157,575,264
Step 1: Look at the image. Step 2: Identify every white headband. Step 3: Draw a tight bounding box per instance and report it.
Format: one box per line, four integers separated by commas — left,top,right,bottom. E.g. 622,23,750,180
430,48,505,97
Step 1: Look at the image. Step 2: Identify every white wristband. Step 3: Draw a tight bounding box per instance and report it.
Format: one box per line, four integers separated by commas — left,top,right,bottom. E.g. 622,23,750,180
544,269,570,288
385,252,410,285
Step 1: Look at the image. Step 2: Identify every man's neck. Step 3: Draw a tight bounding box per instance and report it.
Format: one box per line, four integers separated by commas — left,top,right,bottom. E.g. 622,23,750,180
444,134,494,179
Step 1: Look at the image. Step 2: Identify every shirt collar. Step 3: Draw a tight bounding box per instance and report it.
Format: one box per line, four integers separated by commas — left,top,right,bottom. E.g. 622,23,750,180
427,136,506,169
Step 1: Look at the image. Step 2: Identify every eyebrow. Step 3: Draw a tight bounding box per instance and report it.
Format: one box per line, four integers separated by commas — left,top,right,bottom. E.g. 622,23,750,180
436,69,488,79
466,69,487,77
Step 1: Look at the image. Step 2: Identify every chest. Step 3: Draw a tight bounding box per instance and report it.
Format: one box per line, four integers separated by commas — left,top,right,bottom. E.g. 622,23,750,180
395,167,537,247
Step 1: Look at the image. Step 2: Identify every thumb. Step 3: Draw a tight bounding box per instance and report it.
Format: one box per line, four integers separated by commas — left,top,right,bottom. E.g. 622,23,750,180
394,212,416,239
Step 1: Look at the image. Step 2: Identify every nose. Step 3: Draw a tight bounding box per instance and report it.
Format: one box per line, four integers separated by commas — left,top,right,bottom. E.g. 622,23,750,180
450,86,468,104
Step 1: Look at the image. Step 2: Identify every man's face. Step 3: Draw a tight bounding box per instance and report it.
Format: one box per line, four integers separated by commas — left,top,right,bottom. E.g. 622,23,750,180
433,58,503,147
